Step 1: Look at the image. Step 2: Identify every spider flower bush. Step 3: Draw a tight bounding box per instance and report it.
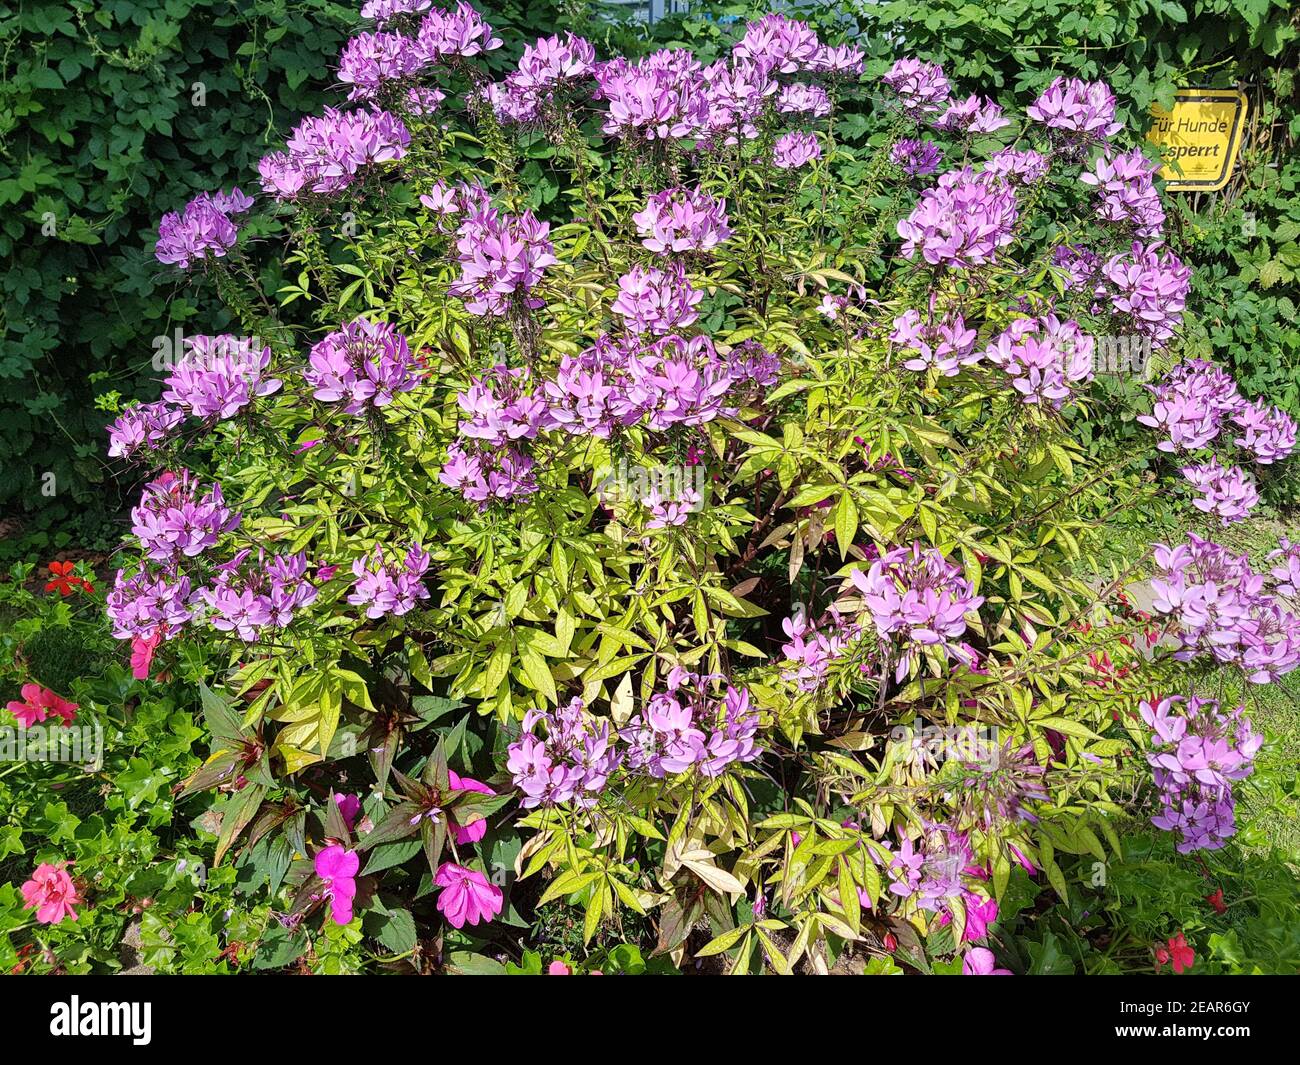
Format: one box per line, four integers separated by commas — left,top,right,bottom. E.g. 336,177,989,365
87,5,1300,973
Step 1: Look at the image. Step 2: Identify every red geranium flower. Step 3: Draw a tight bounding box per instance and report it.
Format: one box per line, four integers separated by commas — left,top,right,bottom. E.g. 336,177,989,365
1155,932,1195,974
44,561,93,597
1205,888,1227,915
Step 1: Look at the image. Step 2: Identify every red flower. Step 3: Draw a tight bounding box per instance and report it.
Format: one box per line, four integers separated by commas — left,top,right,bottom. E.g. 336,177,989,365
6,684,77,728
1205,889,1227,915
1167,932,1195,974
44,561,93,597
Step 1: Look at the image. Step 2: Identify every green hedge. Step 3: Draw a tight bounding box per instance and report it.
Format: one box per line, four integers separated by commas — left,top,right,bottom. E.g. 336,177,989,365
0,0,358,542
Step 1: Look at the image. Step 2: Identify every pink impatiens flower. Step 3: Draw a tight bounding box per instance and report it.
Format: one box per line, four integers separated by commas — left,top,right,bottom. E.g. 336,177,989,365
962,946,1012,975
334,793,362,832
448,769,495,845
21,863,81,925
6,684,77,728
434,862,503,929
314,844,360,925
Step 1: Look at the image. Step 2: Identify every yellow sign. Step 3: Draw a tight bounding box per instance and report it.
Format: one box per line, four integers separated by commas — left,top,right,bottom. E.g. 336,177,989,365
1146,88,1248,192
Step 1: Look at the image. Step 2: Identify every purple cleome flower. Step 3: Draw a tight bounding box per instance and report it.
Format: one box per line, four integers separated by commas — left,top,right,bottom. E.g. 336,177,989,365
633,187,732,255
130,471,240,563
107,402,185,462
850,543,984,680
1141,695,1261,853
155,188,252,269
890,138,943,179
162,335,282,421
882,58,951,118
982,315,1095,408
897,167,1018,269
304,317,422,414
347,543,431,619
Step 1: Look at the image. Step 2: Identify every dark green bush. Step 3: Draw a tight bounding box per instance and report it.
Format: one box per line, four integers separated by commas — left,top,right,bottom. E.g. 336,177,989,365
0,0,361,537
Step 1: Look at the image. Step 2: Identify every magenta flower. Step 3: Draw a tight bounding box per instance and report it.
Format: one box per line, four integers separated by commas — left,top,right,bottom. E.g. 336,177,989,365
1231,399,1297,465
314,845,360,925
983,148,1050,186
731,13,823,74
1100,241,1191,346
347,543,431,619
130,471,240,562
448,769,495,844
336,30,426,100
933,94,1009,135
259,107,410,200
106,566,194,640
897,168,1018,269
890,138,943,179
20,863,81,925
415,2,502,62
882,58,951,118
130,630,163,680
850,543,984,678
983,315,1095,407
155,190,249,269
1081,148,1166,238
891,304,979,376
777,82,831,118
962,947,1012,975
361,0,432,27
163,335,282,421
334,793,362,831
1180,458,1259,525
450,204,556,317
434,862,503,928
961,893,999,941
107,401,184,461
1026,76,1121,155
